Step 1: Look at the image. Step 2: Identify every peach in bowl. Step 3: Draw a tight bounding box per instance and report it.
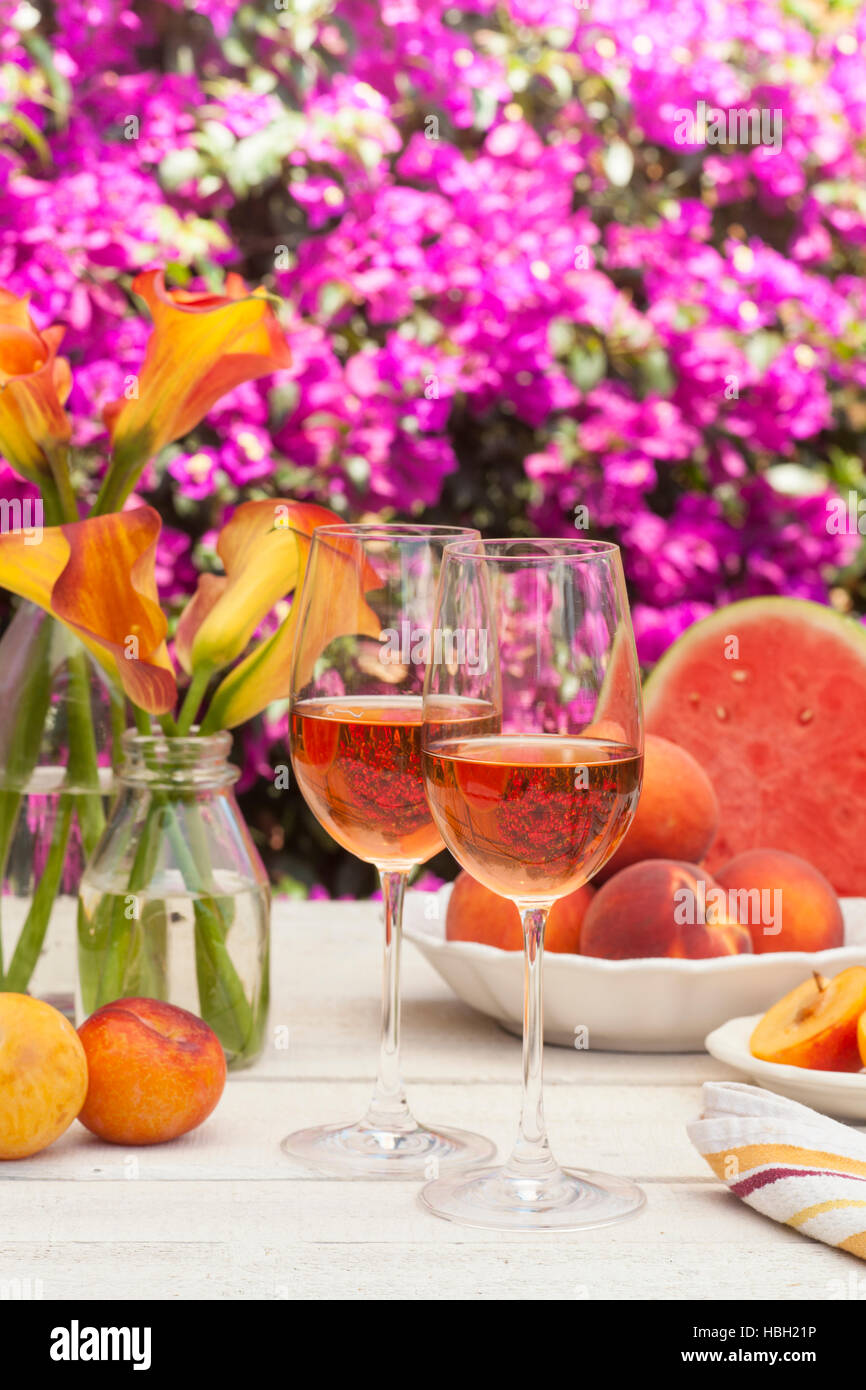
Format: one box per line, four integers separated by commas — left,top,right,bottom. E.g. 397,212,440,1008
404,878,866,1053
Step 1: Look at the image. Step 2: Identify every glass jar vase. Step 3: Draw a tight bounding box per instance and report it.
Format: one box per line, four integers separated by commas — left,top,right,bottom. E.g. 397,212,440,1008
78,730,270,1069
0,601,118,1009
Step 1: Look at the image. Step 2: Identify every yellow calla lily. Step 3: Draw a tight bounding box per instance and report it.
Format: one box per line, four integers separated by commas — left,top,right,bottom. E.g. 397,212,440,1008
176,499,341,676
0,508,176,714
0,287,72,484
200,523,382,731
98,270,292,512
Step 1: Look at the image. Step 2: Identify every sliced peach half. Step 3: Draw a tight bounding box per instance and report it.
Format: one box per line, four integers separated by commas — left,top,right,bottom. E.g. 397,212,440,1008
750,967,866,1072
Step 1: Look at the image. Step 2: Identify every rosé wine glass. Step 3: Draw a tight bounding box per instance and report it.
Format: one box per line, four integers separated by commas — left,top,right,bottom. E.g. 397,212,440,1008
420,538,646,1230
281,523,495,1178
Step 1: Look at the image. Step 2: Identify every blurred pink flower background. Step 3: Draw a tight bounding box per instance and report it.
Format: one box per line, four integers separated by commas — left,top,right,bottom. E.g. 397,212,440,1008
2,0,864,891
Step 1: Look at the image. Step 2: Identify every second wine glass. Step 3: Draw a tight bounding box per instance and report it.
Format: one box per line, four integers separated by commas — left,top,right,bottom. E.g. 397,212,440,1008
420,538,646,1229
281,523,495,1177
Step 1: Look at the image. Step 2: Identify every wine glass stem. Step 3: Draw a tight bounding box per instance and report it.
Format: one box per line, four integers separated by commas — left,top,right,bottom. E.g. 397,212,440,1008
502,904,559,1183
362,868,414,1134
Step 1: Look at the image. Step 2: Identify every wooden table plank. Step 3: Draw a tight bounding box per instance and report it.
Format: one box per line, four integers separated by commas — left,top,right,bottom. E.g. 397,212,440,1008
0,1223,859,1301
0,1079,720,1181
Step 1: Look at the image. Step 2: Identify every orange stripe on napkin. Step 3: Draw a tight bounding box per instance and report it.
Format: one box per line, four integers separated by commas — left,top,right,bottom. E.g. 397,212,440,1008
703,1145,866,1183
839,1231,866,1257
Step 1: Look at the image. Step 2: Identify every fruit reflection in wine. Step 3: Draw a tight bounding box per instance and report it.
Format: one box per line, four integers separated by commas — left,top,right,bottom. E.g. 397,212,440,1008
423,735,642,901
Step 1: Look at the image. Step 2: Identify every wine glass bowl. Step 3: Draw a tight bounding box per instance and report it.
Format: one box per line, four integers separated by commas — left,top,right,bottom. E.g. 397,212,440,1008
420,538,647,1229
423,732,642,902
290,696,443,870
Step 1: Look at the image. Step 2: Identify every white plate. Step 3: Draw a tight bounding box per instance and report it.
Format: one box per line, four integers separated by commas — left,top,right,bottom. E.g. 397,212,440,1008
403,887,866,1053
705,1014,866,1120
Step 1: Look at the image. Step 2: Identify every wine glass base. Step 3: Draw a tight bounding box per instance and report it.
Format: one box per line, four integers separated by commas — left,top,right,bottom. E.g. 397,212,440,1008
419,1164,647,1231
281,1119,496,1180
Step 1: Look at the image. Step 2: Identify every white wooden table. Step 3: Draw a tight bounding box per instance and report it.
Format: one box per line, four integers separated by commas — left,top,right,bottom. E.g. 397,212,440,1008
1,898,862,1301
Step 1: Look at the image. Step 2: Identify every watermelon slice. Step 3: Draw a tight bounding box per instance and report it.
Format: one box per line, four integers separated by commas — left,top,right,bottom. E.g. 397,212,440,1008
643,597,866,896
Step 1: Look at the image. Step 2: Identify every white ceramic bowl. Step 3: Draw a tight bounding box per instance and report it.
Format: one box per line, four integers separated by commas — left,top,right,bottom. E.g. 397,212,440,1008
705,1014,866,1120
404,887,866,1052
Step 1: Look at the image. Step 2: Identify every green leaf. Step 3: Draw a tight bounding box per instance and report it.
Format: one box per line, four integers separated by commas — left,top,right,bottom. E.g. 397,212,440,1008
638,347,676,395
319,281,351,319
268,381,300,429
602,139,634,188
159,147,203,190
21,32,72,123
5,109,50,166
743,330,784,373
567,340,607,391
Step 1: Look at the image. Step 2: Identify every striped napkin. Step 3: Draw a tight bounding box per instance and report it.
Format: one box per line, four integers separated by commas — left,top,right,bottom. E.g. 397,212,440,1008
687,1081,866,1258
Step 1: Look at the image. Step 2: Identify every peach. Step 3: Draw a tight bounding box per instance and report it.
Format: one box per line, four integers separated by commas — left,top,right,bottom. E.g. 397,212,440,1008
77,997,226,1146
714,848,843,954
750,968,866,1071
0,994,88,1159
595,734,719,883
445,869,595,952
858,1012,866,1069
579,859,753,959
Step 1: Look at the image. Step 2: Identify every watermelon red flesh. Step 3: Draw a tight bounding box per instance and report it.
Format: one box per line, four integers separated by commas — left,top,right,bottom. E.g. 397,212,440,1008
642,597,866,896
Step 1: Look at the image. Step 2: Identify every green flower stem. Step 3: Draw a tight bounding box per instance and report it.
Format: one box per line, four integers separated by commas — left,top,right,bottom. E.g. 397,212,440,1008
4,796,74,992
44,465,107,858
132,705,151,736
39,475,64,528
46,444,79,525
0,793,20,982
133,898,168,1000
108,687,127,769
175,666,211,737
91,439,149,518
0,606,56,990
87,794,162,1010
170,801,254,1058
91,472,127,517
65,649,107,857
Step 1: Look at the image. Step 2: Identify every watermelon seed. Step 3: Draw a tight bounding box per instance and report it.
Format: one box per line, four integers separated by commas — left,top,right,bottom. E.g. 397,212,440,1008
715,706,728,720
688,692,700,705
731,669,748,683
799,708,814,724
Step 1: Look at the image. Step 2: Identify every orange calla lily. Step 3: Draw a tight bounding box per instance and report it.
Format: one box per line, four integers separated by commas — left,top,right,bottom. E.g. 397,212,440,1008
0,507,176,713
0,287,72,483
99,270,292,511
201,524,383,731
175,499,341,676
